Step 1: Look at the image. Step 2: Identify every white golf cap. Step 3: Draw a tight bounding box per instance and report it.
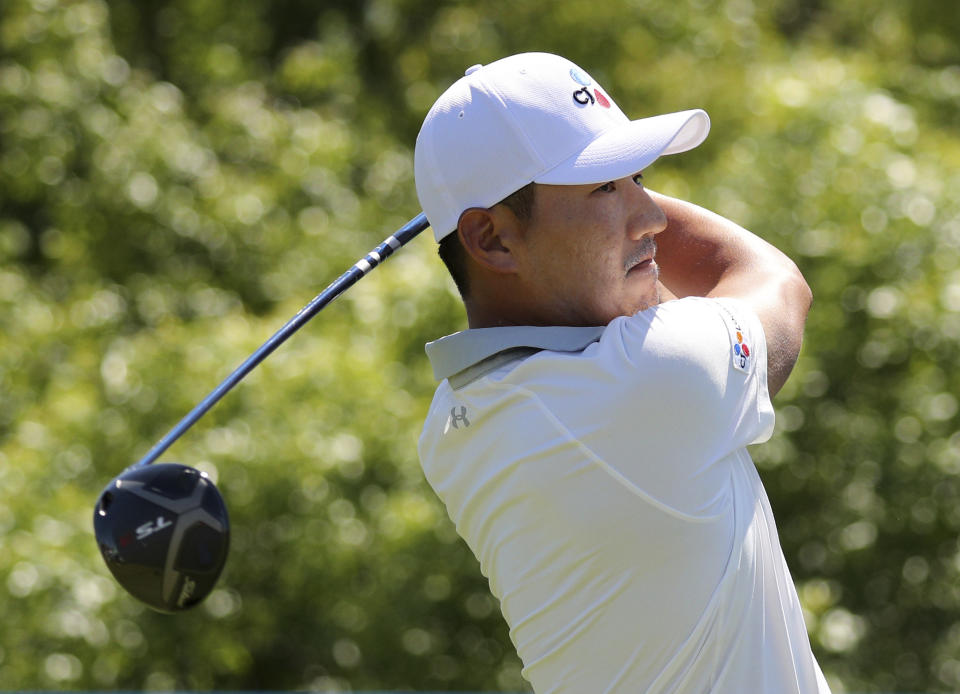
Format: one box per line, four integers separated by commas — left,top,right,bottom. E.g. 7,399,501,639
414,52,711,242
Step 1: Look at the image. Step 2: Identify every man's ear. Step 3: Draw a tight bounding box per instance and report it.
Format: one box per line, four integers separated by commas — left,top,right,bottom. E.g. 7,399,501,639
457,206,522,274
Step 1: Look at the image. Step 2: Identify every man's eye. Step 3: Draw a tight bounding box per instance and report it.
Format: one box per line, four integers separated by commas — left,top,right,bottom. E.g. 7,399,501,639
632,172,644,185
595,181,615,193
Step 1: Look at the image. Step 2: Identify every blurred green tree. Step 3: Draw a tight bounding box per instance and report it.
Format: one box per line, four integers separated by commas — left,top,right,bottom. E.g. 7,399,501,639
2,0,960,691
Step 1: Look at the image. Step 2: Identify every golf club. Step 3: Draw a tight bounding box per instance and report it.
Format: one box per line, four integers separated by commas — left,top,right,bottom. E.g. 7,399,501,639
94,212,429,612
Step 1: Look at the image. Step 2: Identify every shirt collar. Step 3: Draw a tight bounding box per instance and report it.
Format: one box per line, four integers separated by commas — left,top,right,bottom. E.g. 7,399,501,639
425,325,605,382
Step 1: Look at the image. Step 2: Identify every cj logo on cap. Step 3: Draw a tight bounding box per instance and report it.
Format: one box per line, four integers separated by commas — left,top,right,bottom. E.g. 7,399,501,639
569,68,611,108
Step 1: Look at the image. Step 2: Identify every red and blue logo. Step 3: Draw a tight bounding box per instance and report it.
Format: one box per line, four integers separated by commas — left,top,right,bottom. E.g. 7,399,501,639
570,68,610,108
733,331,751,368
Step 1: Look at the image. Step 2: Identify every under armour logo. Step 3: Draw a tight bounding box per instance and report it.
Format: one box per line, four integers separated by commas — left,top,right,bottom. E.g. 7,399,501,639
449,406,470,429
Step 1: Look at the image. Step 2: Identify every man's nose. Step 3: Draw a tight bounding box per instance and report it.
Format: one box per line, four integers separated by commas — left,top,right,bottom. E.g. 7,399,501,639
627,185,667,240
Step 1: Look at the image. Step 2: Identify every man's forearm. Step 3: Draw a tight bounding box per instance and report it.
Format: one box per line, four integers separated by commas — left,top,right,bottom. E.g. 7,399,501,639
650,190,813,396
650,191,797,300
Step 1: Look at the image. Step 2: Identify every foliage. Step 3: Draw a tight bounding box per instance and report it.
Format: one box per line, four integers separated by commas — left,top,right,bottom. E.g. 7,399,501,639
1,0,959,690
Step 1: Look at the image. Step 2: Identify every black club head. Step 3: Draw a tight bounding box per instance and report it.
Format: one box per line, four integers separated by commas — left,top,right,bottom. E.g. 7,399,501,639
93,463,229,613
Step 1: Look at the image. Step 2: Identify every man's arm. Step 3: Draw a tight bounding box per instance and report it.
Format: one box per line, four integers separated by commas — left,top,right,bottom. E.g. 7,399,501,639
650,191,812,397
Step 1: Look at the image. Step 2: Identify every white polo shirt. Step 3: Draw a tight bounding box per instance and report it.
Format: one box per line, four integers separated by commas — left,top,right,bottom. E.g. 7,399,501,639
418,297,830,694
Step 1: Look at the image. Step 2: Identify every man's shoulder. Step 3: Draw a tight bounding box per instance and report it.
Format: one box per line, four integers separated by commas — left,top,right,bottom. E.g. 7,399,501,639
603,296,766,385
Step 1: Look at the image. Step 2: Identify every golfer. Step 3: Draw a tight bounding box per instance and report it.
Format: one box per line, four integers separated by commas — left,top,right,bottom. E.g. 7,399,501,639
415,52,828,693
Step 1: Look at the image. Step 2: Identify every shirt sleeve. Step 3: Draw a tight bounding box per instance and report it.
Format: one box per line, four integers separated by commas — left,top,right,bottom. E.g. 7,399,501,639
520,296,775,518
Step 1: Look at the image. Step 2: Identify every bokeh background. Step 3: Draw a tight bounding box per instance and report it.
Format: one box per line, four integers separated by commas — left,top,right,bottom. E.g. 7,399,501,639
2,0,959,690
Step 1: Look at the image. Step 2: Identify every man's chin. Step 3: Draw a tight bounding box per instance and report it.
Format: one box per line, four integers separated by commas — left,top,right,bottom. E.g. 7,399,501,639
635,287,663,313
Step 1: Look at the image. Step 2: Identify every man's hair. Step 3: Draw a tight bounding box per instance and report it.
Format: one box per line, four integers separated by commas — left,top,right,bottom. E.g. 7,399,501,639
438,182,536,299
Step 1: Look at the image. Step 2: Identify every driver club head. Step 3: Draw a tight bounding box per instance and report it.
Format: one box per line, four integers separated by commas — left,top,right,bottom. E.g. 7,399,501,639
93,463,230,613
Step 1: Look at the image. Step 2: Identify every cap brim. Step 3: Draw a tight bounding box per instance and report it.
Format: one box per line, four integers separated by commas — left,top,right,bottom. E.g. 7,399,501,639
535,109,710,185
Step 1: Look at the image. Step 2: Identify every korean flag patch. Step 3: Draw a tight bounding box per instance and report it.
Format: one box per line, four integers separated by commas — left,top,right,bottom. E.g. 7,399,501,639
718,302,753,375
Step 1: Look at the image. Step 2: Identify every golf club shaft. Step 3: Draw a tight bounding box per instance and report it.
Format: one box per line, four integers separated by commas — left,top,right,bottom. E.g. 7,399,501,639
132,212,430,469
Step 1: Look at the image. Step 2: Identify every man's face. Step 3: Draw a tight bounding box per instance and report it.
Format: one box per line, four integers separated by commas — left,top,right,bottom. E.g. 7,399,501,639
509,173,668,326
